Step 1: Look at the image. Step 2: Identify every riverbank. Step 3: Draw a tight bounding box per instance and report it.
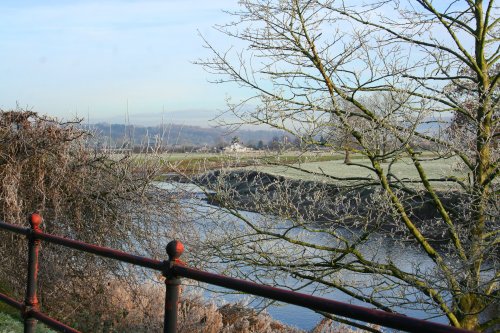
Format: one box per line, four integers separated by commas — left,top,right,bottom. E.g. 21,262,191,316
194,169,465,241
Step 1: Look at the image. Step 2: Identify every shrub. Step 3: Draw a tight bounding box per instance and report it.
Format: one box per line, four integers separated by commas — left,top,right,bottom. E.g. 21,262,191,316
0,110,181,330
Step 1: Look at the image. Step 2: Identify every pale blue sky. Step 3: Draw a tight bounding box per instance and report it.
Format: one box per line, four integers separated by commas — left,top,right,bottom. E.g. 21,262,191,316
0,0,244,125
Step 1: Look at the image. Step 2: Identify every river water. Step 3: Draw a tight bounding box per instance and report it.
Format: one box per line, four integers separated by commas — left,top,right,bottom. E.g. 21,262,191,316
159,182,448,331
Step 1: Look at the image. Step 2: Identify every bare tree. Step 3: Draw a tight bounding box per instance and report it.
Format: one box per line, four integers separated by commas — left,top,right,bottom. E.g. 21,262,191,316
194,0,499,331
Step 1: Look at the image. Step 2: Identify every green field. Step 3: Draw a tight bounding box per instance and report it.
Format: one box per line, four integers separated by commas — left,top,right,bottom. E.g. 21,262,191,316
245,156,468,190
122,150,351,174
253,157,464,179
118,151,470,189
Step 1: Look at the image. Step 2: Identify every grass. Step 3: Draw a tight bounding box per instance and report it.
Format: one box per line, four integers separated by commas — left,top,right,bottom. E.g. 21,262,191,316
0,282,18,319
0,313,56,333
248,156,468,189
0,281,56,333
117,151,471,190
0,313,23,333
0,304,18,322
124,150,353,174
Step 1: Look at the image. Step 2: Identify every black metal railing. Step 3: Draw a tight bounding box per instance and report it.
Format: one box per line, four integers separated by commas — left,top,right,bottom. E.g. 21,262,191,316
0,213,476,333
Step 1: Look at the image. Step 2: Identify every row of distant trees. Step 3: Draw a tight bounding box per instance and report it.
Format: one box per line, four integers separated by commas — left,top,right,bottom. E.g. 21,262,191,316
91,132,297,153
92,104,439,156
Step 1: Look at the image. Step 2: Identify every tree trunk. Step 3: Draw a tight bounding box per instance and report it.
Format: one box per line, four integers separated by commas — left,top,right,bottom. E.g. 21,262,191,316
456,294,483,331
343,149,351,164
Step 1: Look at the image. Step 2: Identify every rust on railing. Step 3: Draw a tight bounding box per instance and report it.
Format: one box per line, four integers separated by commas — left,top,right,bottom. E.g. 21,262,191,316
163,240,184,332
24,213,42,333
0,214,478,333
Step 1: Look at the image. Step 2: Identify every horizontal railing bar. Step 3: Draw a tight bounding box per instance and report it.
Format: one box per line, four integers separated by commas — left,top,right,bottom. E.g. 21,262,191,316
0,221,29,236
0,220,478,333
173,265,474,333
0,291,23,310
0,221,164,271
33,230,165,271
29,310,82,333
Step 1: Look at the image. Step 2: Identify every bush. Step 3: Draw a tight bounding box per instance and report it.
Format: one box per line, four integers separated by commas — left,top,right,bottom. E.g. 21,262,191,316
0,110,181,330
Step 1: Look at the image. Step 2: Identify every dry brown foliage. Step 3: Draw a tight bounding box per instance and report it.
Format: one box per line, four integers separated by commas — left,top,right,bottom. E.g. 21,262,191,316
98,281,368,333
0,110,182,330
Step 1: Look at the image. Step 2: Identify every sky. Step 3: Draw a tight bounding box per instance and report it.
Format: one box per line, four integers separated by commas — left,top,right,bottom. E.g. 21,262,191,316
0,0,245,125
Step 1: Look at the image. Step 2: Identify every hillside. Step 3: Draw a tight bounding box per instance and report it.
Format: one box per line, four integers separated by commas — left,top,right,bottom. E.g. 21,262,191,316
88,123,290,148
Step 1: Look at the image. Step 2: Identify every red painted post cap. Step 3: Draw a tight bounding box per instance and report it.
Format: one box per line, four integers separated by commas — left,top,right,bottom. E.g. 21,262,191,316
166,240,184,261
29,212,42,229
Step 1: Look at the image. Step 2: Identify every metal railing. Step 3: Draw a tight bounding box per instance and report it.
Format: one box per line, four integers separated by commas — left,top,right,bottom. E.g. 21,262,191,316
0,213,475,333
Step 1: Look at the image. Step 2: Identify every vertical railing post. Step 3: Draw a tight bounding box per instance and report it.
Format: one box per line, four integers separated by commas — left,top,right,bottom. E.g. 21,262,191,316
163,240,184,333
24,212,42,333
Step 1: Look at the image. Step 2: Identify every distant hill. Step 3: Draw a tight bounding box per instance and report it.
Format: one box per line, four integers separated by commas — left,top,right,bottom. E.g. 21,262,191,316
91,109,218,127
88,122,291,148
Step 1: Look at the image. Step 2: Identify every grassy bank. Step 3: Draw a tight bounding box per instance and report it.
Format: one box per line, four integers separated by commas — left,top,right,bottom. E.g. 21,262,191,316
248,156,467,189
0,313,56,333
124,150,367,175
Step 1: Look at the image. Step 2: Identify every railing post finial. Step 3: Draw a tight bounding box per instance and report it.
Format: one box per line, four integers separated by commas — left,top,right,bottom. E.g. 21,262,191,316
29,212,42,231
166,240,184,263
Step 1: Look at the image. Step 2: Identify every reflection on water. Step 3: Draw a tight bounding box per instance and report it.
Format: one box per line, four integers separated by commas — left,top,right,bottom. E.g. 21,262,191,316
158,182,450,331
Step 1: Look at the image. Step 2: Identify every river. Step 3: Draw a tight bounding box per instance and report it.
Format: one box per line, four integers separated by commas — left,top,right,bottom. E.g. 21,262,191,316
159,181,450,331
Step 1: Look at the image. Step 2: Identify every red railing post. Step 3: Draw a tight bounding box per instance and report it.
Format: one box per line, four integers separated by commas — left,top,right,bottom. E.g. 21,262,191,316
163,240,184,333
24,212,42,333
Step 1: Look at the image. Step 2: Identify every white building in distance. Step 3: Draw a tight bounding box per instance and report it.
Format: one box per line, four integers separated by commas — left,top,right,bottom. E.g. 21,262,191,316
222,142,253,153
